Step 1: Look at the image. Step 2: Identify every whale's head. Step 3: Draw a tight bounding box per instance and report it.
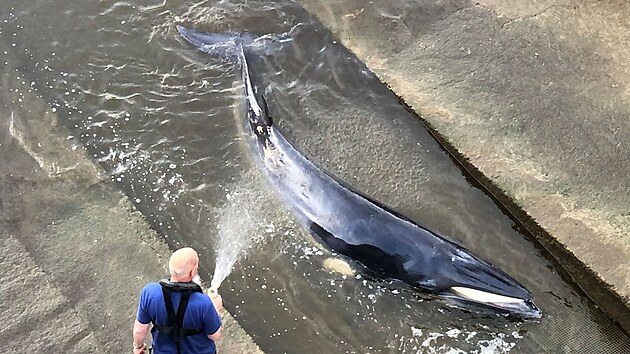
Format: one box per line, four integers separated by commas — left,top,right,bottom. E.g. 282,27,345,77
442,286,541,318
431,247,542,318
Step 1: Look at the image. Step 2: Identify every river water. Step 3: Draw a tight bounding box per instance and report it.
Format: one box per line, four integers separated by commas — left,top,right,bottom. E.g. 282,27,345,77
1,0,628,352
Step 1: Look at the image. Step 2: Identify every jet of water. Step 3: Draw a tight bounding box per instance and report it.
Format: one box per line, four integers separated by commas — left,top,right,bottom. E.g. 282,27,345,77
210,181,271,291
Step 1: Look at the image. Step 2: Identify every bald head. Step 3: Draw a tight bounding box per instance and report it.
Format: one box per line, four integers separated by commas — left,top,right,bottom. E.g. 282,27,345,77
169,247,199,282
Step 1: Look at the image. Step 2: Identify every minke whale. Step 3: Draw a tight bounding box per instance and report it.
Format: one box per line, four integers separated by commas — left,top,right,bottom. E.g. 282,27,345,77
177,25,541,318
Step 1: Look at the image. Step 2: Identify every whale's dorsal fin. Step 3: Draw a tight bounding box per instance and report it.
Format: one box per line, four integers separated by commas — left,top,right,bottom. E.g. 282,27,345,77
259,94,274,127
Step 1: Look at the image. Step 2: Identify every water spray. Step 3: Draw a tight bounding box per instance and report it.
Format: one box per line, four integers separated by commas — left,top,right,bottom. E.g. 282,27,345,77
209,277,222,294
208,276,220,297
210,182,266,297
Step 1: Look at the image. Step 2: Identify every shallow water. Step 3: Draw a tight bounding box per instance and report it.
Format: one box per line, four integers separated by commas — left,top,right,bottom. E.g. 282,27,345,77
1,0,629,352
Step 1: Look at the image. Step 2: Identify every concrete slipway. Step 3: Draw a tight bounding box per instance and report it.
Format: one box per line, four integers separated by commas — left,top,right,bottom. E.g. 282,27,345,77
300,0,630,333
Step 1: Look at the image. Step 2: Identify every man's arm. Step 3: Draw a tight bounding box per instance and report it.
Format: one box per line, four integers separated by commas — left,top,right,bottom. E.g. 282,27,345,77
207,327,221,341
206,292,223,342
134,284,153,352
133,319,150,349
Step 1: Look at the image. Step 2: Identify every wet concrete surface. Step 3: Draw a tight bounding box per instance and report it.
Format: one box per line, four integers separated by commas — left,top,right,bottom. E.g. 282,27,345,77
299,0,630,332
0,57,262,353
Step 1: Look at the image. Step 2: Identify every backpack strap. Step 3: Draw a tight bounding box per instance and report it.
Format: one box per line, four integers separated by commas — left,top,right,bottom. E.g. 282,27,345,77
155,280,204,354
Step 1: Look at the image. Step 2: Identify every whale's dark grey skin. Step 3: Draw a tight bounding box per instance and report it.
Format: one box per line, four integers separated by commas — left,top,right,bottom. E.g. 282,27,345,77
177,25,541,318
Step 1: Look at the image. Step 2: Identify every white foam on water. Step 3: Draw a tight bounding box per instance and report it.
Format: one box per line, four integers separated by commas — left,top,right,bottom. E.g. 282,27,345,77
421,332,444,347
446,329,462,338
397,324,521,353
476,335,516,354
411,326,423,337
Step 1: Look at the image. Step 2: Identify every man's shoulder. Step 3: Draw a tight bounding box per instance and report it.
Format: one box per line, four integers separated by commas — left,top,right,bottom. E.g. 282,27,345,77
142,282,161,290
190,291,212,303
141,282,162,297
188,291,213,310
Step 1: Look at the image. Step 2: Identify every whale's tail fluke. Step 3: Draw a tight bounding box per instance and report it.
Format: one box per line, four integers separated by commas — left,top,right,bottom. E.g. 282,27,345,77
177,24,299,61
176,25,256,61
177,25,277,138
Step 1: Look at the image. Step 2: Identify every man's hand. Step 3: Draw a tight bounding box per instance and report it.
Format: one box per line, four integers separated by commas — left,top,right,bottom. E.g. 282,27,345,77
133,320,149,354
209,291,223,312
132,343,146,354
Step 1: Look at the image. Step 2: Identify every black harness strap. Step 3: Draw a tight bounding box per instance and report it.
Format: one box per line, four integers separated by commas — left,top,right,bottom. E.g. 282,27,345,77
155,280,204,354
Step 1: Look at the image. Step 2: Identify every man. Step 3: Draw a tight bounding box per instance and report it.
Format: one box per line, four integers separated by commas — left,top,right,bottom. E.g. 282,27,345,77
133,247,223,354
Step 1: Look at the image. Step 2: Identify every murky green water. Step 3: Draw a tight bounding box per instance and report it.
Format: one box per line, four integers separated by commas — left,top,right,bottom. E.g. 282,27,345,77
1,0,628,352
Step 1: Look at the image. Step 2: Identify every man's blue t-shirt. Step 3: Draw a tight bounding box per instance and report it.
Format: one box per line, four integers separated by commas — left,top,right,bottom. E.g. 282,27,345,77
136,282,221,354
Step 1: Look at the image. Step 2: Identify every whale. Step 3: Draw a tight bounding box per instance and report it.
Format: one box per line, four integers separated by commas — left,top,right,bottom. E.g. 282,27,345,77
177,25,541,318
